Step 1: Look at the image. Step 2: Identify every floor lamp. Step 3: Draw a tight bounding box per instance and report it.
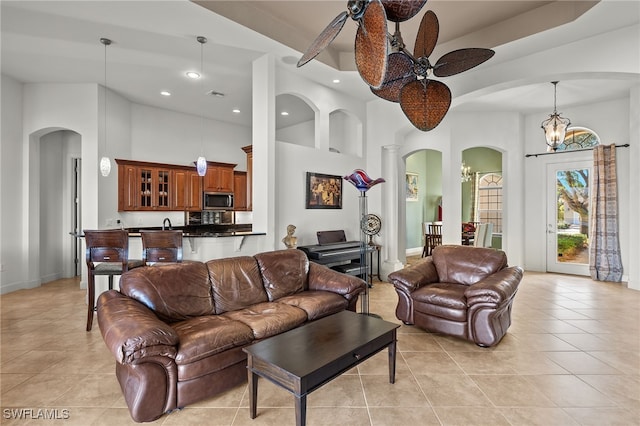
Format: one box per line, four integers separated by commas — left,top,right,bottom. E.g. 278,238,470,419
344,169,385,316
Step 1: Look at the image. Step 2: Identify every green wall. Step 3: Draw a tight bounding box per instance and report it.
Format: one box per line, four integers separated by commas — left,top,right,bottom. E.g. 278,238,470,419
406,150,441,249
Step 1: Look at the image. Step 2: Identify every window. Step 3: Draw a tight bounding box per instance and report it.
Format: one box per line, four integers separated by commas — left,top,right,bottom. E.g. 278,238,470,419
474,173,502,234
555,127,600,151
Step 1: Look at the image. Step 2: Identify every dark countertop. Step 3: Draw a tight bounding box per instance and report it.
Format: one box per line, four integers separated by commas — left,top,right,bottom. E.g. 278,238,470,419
72,224,265,238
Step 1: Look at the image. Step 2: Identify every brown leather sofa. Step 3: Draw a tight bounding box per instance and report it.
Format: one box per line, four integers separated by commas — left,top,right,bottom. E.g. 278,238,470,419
97,249,365,422
388,245,523,347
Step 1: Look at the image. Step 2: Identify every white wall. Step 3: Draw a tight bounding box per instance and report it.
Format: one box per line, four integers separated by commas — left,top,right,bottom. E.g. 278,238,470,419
275,141,365,249
0,75,25,293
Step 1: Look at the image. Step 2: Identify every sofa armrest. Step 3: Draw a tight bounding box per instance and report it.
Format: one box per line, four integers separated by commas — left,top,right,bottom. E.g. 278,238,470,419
465,266,523,306
97,290,179,365
308,262,366,302
388,257,439,294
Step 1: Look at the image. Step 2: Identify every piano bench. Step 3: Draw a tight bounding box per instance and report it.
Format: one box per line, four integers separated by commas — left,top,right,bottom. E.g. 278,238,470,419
333,263,365,276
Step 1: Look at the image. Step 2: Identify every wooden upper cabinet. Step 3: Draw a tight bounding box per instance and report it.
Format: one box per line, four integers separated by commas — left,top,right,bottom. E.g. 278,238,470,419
118,163,139,211
203,162,236,193
117,159,199,212
171,167,202,211
233,171,247,211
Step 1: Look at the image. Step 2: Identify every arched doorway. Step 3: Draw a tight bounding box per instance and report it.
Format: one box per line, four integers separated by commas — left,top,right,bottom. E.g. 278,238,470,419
29,128,82,285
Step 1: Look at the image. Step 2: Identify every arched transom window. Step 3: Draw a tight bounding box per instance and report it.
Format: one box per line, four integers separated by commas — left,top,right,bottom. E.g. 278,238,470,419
555,127,600,151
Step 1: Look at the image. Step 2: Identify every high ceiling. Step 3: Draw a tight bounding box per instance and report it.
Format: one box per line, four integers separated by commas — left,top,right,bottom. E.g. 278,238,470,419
1,1,638,129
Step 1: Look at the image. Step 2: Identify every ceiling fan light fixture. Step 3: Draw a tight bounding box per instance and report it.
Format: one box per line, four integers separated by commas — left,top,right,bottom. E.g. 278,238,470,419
541,81,571,152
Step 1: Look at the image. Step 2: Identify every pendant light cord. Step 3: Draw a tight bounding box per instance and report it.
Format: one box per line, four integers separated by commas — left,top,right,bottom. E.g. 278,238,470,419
100,38,111,156
198,36,207,157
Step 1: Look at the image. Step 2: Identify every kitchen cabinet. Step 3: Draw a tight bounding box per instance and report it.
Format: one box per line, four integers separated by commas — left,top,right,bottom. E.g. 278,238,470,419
116,159,171,211
171,167,202,211
233,171,247,211
203,161,236,193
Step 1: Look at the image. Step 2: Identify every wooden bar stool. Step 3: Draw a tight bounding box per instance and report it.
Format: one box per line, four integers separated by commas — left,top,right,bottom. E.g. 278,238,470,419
84,229,143,331
140,230,183,265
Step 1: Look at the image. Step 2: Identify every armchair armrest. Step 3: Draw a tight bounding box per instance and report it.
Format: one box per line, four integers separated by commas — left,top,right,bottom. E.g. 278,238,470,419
388,257,439,294
465,266,523,306
97,290,179,365
308,262,366,302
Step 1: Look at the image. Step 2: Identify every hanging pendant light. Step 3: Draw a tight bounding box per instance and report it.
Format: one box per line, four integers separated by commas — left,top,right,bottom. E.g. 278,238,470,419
541,81,571,152
99,37,112,177
195,36,208,177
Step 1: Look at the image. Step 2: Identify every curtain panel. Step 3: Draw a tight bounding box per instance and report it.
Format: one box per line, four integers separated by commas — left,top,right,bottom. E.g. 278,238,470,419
589,144,623,282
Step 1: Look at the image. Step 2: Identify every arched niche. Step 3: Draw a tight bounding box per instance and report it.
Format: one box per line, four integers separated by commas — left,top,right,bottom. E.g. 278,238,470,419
275,93,316,147
329,109,363,156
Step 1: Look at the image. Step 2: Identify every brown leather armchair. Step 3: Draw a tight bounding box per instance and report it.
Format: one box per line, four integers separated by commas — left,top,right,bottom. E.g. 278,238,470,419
388,245,523,347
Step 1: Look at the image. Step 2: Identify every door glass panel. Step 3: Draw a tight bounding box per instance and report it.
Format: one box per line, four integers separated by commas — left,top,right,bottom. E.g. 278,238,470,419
555,168,589,264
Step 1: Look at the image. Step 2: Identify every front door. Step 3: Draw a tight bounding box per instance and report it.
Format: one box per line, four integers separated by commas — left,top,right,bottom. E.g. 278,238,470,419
546,161,591,275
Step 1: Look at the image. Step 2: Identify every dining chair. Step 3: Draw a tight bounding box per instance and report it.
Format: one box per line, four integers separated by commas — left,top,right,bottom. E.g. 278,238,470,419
140,230,183,265
421,222,431,257
427,223,443,256
474,223,494,248
84,229,143,331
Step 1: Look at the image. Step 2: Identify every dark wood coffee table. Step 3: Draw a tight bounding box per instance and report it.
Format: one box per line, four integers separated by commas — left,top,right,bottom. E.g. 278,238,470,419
243,310,399,426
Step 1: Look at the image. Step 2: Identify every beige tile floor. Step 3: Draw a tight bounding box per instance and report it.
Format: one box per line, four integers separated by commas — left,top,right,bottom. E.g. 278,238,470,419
1,264,639,425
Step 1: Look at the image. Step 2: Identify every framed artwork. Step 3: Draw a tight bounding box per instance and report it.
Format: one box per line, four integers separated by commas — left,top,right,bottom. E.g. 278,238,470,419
406,172,418,201
305,172,342,209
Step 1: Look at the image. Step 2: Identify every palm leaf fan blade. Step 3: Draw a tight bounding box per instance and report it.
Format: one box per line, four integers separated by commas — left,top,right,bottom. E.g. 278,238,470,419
297,12,348,67
399,80,451,131
414,10,439,59
382,0,428,22
355,0,388,89
433,48,495,77
371,52,415,102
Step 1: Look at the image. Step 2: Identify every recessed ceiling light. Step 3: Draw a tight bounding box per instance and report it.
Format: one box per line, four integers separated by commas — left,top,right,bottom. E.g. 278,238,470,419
186,71,200,79
232,109,241,114
160,91,171,96
281,111,289,116
333,79,340,84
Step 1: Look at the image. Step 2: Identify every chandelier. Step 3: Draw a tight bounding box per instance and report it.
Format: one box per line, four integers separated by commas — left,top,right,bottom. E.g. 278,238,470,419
461,162,472,183
541,81,571,152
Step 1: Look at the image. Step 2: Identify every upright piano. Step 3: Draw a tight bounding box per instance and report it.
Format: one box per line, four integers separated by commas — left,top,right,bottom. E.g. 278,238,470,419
298,230,373,277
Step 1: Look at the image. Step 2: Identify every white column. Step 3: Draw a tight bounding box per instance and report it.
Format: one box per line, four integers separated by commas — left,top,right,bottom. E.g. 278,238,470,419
381,144,404,279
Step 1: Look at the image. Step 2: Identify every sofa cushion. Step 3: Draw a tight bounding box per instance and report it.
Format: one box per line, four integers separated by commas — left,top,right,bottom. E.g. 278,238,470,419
207,256,268,314
172,316,254,366
432,245,507,286
119,261,214,322
254,249,309,301
412,283,468,322
277,291,348,321
221,302,307,340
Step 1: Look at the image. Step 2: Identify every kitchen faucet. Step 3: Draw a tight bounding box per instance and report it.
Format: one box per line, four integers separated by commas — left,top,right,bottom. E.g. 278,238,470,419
162,218,172,230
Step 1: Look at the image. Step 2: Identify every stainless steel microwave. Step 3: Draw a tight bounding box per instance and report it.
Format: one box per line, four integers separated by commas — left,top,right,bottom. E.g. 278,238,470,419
203,192,234,210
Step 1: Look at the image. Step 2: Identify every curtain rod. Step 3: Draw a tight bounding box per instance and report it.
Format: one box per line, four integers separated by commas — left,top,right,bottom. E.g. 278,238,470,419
525,143,629,158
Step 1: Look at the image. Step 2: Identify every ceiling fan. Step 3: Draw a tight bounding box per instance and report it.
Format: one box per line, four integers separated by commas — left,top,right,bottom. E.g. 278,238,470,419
297,1,494,132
